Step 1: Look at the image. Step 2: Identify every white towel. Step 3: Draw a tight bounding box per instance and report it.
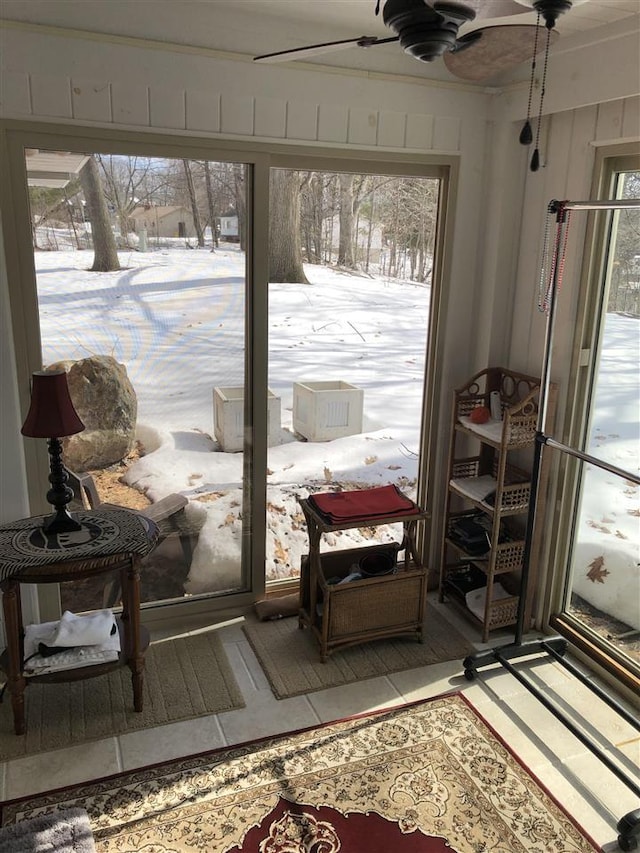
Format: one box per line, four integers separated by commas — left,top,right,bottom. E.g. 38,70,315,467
459,416,503,443
465,583,513,621
49,609,116,647
23,616,121,675
450,474,496,503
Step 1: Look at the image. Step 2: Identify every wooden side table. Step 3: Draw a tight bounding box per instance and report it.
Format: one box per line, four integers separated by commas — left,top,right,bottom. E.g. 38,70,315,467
299,491,429,661
0,508,158,735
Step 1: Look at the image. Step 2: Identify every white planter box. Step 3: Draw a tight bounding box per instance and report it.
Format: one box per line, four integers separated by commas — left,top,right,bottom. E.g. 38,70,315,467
213,386,281,452
293,380,364,441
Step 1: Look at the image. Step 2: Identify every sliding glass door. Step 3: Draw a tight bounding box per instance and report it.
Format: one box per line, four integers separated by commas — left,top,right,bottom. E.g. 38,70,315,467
265,166,441,587
550,156,640,687
24,146,251,613
6,126,449,625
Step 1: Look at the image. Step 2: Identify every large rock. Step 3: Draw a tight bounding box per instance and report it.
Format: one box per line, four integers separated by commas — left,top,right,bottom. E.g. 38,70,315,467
47,355,137,471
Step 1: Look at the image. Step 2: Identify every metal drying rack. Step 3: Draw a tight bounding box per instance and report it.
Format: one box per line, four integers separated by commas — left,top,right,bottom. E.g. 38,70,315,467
462,198,640,851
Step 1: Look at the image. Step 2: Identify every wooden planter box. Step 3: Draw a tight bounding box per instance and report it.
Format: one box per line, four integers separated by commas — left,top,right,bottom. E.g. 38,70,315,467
293,380,363,441
213,386,281,452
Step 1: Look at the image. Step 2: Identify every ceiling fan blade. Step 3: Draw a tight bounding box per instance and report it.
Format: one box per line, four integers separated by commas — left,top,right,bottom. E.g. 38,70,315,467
451,0,533,20
254,35,399,64
443,23,558,81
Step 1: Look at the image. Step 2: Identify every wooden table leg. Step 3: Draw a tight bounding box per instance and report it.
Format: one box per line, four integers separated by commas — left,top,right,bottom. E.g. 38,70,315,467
1,580,27,735
123,556,144,713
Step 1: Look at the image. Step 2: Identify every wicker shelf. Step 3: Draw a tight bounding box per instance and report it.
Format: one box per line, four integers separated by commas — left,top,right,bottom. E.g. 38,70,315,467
438,367,541,642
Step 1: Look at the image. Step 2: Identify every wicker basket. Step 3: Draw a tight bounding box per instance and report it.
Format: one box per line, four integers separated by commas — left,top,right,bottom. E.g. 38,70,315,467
485,593,519,630
301,544,427,659
449,456,531,515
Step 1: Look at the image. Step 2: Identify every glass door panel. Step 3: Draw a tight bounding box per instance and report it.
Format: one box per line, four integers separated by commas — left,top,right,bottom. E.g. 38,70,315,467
25,149,249,611
265,168,439,584
562,169,640,673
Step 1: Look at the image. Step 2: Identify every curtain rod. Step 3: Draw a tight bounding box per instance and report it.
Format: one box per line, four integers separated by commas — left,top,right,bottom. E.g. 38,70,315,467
549,198,640,217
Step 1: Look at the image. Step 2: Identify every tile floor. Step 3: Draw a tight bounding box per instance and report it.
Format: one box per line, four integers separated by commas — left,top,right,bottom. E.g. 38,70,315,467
1,594,638,851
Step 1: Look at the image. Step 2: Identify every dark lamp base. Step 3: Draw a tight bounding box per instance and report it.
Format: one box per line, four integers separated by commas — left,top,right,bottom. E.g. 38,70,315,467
43,509,83,535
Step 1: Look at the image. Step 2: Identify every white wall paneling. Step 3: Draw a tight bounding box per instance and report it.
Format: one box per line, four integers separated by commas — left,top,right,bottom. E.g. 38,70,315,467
186,90,221,134
71,78,112,123
149,85,186,130
29,72,72,118
254,96,286,139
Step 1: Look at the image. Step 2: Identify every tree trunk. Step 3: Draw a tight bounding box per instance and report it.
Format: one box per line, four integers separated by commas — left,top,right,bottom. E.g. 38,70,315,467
337,173,355,268
204,161,218,251
182,160,205,247
269,170,309,283
233,164,246,251
365,190,376,274
79,156,121,272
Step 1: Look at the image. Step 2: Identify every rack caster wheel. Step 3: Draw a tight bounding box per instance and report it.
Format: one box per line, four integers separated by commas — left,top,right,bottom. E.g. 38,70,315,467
617,808,640,851
464,667,476,681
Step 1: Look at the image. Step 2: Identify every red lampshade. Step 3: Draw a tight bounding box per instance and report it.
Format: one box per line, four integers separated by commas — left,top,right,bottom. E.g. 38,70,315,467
21,370,85,438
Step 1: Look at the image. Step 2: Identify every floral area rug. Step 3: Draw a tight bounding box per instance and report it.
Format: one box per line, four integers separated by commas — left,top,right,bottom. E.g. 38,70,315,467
0,692,599,852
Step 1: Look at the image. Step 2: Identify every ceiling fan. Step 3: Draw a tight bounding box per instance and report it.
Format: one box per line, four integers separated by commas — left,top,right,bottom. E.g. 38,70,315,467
253,0,585,82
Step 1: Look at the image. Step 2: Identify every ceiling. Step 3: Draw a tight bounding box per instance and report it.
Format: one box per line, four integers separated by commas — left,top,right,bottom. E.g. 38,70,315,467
1,0,639,84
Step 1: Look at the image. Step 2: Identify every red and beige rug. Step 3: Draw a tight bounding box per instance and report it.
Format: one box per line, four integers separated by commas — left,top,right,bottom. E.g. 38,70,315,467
0,692,600,852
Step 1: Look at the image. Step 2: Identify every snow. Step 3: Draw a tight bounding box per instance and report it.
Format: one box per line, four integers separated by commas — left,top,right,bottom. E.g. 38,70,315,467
33,244,639,628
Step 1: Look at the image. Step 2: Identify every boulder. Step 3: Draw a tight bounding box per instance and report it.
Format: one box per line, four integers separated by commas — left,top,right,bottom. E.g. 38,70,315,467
47,355,137,471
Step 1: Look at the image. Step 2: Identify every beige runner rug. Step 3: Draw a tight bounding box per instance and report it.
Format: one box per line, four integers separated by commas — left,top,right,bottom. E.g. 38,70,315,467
0,631,244,760
243,601,474,699
0,693,599,852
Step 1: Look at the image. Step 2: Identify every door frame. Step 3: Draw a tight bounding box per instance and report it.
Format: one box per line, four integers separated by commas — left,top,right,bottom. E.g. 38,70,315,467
543,143,640,695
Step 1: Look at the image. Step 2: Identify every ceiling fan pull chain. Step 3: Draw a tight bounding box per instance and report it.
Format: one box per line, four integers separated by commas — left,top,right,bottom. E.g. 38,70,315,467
530,24,552,172
519,12,541,146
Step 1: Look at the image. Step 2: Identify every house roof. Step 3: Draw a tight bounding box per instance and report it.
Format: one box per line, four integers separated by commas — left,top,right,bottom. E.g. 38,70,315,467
25,149,90,189
129,205,190,220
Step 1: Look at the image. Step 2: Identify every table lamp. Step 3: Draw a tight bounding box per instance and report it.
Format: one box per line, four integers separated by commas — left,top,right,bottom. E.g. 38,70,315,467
21,369,85,534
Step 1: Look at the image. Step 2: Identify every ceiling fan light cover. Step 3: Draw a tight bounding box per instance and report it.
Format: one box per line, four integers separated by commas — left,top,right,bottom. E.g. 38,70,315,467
513,0,590,25
400,27,459,61
383,0,475,61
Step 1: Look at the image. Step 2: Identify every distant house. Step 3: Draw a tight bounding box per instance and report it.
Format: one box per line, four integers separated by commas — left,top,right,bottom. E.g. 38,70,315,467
129,205,196,239
218,211,239,242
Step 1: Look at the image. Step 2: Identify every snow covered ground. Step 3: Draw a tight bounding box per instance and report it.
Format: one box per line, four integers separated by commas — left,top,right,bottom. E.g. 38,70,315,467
33,244,638,628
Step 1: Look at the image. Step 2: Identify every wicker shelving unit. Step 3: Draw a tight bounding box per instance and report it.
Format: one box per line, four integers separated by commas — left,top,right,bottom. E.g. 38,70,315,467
438,367,542,642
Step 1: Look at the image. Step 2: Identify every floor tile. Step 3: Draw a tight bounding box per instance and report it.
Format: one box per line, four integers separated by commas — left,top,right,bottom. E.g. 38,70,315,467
217,692,318,745
306,675,404,722
387,658,467,701
4,738,120,799
533,754,638,850
118,715,227,770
